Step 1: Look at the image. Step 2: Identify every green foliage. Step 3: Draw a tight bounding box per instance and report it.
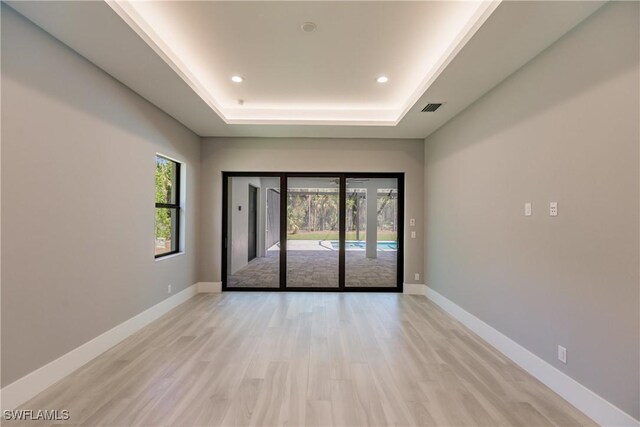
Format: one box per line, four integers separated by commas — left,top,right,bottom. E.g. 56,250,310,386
155,157,174,203
377,190,397,232
155,208,172,241
287,194,306,234
287,188,398,239
285,190,337,237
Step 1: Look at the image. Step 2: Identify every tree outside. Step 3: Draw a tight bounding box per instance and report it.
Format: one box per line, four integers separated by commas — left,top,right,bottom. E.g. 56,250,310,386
286,188,397,241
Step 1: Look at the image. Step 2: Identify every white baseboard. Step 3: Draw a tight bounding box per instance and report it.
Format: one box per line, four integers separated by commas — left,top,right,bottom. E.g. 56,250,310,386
425,286,639,427
0,283,199,411
197,281,222,293
403,283,427,295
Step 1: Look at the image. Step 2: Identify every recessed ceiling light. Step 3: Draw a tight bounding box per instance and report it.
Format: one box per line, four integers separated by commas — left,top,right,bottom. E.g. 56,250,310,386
376,76,389,84
301,22,317,33
231,75,243,83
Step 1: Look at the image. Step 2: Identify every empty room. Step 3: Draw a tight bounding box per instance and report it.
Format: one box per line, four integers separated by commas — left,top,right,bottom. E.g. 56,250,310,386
1,1,638,426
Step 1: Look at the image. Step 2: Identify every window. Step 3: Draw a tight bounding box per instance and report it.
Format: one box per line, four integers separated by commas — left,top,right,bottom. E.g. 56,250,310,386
155,155,181,258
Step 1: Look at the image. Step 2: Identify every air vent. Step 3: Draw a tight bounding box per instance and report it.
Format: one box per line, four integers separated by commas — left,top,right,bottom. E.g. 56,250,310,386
422,103,442,112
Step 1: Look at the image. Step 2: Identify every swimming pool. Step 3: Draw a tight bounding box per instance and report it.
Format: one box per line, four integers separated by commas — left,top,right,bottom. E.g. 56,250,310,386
329,241,397,250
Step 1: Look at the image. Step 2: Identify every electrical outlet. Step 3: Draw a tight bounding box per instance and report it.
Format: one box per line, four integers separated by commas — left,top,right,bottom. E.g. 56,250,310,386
414,273,420,281
168,284,172,294
550,202,558,217
411,231,416,239
524,202,532,217
558,345,567,364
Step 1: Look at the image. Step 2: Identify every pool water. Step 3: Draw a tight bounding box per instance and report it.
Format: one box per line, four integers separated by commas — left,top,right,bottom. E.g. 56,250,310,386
329,241,397,250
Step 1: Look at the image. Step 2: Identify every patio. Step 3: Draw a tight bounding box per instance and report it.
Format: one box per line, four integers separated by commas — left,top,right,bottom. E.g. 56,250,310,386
226,240,397,288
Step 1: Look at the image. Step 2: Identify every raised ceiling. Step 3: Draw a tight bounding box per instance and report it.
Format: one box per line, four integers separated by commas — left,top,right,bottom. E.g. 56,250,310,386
108,1,498,125
7,1,606,138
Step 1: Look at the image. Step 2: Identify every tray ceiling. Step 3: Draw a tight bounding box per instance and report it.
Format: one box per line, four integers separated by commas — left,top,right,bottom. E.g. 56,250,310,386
6,1,606,137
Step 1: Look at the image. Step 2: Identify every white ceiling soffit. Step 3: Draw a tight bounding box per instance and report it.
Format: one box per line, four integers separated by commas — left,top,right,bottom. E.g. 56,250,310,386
6,1,606,138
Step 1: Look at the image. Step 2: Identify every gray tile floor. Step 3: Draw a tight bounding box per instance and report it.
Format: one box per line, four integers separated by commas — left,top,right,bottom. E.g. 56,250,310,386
227,250,397,288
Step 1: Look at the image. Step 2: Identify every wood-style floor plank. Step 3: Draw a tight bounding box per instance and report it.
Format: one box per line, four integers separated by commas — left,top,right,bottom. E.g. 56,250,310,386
7,293,595,426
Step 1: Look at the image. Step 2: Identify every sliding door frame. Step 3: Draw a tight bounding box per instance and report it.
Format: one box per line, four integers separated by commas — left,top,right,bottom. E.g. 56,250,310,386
221,171,404,292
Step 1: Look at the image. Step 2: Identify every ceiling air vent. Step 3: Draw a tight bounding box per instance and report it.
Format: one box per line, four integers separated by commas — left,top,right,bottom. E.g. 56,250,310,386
422,103,442,112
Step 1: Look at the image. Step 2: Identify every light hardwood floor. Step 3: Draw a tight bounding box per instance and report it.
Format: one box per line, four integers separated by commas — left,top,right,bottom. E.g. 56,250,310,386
8,293,594,426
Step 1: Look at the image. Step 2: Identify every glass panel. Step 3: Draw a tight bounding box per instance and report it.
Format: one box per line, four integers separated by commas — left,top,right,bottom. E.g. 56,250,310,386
345,177,398,287
226,177,281,288
286,177,340,288
155,156,178,204
155,207,178,256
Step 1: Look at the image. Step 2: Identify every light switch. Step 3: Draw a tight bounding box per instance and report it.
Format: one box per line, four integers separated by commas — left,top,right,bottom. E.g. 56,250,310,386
411,231,416,239
558,345,567,364
409,218,416,226
524,202,532,217
550,202,558,217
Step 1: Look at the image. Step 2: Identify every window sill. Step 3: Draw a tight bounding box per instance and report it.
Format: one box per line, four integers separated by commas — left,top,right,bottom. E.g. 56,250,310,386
155,252,185,262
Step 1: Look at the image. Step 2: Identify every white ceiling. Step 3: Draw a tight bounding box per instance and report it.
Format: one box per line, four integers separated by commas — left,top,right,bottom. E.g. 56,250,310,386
108,1,498,125
7,1,606,138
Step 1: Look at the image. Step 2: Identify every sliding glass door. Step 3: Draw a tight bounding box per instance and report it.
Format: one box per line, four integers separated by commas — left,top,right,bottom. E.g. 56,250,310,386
345,177,399,288
286,177,341,288
224,175,281,288
222,172,403,291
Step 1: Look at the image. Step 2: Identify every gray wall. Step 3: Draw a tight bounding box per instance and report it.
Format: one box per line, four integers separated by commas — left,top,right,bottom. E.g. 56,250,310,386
200,138,424,284
1,5,200,387
424,1,639,419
